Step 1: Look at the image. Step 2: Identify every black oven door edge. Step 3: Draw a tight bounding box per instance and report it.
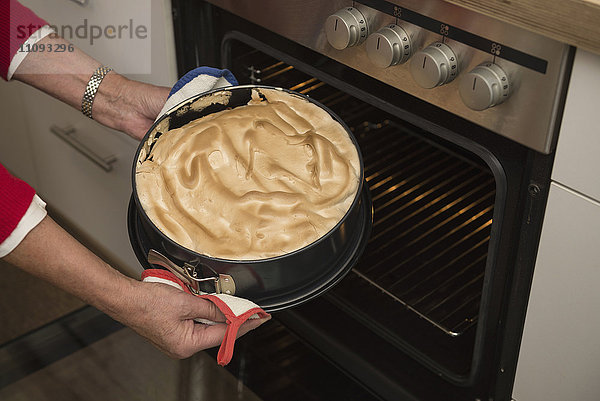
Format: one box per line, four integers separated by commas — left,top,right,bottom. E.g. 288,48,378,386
276,306,421,401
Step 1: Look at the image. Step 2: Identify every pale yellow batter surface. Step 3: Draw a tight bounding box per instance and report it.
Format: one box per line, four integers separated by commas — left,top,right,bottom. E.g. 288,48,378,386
136,88,360,260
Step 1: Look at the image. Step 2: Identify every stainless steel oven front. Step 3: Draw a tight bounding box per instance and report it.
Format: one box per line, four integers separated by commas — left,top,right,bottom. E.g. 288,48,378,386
170,1,573,400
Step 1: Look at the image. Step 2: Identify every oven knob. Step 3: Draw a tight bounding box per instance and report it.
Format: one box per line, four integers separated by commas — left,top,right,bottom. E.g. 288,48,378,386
365,24,414,68
325,7,369,50
459,62,511,110
410,42,459,88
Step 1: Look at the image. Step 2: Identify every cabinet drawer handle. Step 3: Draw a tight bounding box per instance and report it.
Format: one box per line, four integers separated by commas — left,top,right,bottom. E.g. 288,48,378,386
69,0,89,6
50,125,117,172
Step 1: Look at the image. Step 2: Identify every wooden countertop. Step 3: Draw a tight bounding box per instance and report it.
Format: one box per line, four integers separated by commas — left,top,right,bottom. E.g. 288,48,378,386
443,0,600,54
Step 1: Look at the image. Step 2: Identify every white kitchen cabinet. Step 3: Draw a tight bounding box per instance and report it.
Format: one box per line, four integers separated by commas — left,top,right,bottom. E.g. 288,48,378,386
512,183,600,401
0,81,39,187
513,47,600,400
551,49,600,202
2,0,177,276
18,84,143,275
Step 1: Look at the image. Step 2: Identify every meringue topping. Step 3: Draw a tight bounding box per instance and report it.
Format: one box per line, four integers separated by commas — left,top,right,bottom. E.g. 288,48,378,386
136,88,360,260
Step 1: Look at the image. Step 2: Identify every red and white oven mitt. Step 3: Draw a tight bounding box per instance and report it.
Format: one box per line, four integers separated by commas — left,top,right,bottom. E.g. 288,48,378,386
141,269,269,366
145,68,265,366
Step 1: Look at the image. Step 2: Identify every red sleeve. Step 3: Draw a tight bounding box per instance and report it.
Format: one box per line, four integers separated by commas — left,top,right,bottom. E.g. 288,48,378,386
0,0,49,80
0,162,35,244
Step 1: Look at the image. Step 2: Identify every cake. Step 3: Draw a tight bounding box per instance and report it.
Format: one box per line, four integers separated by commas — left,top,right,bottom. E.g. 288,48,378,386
136,88,360,260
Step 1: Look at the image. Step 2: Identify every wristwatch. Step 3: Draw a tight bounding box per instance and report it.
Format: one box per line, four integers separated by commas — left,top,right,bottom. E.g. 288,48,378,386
81,65,113,119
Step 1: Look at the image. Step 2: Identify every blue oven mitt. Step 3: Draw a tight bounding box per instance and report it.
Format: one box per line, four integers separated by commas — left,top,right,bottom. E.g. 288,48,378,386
156,66,238,119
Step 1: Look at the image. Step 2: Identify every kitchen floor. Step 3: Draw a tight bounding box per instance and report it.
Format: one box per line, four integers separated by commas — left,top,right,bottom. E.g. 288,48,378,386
0,324,261,401
0,259,262,401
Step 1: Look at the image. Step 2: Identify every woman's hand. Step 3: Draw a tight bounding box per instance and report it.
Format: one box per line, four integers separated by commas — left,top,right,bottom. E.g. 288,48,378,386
118,280,269,359
93,75,170,140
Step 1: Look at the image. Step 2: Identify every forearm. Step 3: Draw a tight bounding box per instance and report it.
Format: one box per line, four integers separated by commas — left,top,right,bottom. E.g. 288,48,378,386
12,36,102,110
13,35,132,133
12,35,169,140
1,214,269,359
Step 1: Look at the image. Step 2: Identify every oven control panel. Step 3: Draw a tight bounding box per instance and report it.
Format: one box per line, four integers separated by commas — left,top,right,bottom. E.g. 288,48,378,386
326,6,512,109
206,0,572,154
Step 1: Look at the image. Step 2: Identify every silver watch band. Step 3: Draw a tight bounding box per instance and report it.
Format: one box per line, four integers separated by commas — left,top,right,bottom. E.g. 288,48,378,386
81,66,113,119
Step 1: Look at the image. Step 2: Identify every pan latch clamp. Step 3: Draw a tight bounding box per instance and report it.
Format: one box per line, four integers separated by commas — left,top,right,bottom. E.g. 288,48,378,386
147,249,236,295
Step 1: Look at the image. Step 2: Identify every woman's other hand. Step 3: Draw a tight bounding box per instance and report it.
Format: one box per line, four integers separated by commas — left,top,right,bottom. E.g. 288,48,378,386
119,280,270,359
93,75,170,140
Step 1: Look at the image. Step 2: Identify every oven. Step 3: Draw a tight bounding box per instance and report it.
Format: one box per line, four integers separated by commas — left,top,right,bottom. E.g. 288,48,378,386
169,1,573,400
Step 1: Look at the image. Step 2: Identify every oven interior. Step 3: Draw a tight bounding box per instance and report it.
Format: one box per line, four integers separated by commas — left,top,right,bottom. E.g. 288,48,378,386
209,38,501,398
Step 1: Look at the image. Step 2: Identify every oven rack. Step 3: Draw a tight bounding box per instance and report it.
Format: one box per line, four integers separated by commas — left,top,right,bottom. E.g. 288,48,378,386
235,51,496,337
